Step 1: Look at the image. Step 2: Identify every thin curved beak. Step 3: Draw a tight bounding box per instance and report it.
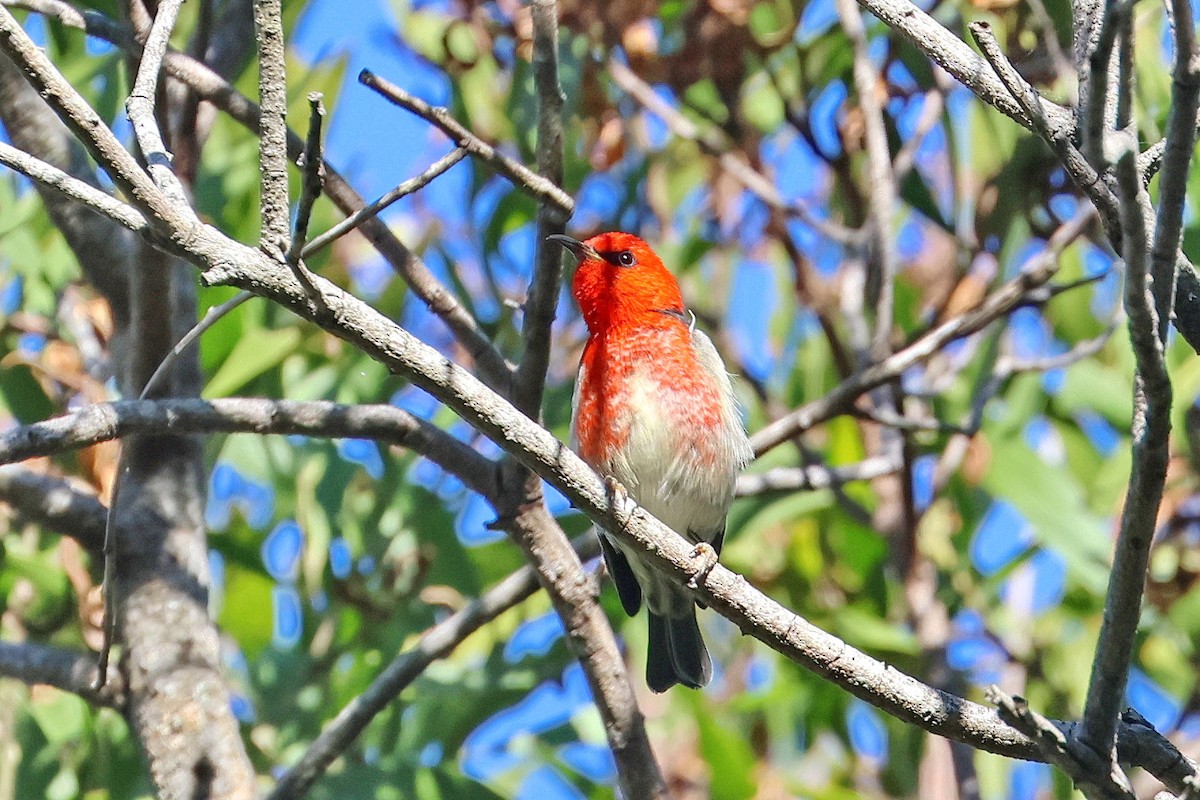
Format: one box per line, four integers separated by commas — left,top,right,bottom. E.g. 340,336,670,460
547,234,601,262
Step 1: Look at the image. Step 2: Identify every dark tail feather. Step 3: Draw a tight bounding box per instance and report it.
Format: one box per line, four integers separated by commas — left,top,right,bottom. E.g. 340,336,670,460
646,609,711,693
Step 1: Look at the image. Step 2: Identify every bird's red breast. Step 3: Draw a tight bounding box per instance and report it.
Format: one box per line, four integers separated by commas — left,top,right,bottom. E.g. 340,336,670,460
570,233,726,471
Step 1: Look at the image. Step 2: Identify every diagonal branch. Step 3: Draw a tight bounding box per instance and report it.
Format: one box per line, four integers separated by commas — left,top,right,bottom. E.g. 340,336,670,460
0,1,513,387
266,534,601,800
358,69,574,215
0,7,183,239
749,206,1095,456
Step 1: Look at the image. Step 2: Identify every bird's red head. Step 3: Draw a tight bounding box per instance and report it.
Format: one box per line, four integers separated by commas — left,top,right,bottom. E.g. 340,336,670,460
549,232,684,334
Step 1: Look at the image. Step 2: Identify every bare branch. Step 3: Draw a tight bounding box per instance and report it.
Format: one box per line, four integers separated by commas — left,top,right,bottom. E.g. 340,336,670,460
0,7,184,239
300,147,466,259
735,456,899,495
267,534,601,800
0,465,106,551
0,140,148,234
749,206,1095,456
854,0,1074,135
3,1,512,386
125,0,194,211
989,686,1136,799
252,0,290,255
512,0,569,417
287,92,325,264
1079,134,1173,764
1149,0,1200,340
836,0,897,358
0,640,124,708
607,57,861,246
0,397,498,500
358,69,574,215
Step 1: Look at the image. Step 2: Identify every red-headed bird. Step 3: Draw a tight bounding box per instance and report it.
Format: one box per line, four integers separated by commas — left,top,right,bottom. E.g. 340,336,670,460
549,231,753,692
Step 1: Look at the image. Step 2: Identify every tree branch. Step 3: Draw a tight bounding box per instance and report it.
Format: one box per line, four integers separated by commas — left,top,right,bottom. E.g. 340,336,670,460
0,640,124,708
267,534,601,799
512,0,568,416
1079,136,1173,764
0,465,106,551
0,397,498,500
125,0,194,211
358,69,574,215
749,206,1094,456
252,0,290,255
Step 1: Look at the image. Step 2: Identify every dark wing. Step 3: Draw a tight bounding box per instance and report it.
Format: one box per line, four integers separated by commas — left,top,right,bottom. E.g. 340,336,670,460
597,531,642,616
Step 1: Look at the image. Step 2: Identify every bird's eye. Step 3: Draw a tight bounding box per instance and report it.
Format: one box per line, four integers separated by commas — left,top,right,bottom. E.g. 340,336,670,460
617,251,636,267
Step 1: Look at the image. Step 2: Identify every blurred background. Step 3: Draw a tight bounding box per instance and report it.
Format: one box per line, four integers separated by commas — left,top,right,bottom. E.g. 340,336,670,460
2,0,1199,797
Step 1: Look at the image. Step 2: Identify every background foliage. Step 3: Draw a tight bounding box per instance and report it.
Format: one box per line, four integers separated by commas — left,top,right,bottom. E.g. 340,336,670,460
1,0,1198,797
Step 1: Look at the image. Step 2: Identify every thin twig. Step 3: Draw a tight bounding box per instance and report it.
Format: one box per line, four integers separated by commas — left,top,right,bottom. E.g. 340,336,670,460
607,57,862,246
286,92,325,264
735,456,900,495
267,535,601,799
139,292,254,401
300,148,466,259
358,69,574,214
124,0,194,211
836,0,897,359
749,206,1095,456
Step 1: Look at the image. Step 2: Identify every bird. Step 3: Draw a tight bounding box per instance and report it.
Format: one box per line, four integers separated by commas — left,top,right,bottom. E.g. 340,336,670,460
548,231,753,692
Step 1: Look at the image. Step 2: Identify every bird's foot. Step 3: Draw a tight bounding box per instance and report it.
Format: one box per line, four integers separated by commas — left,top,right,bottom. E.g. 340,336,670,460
687,542,719,589
603,475,631,510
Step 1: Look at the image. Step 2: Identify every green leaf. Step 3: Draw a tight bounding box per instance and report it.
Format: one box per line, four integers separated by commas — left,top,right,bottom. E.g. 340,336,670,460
982,431,1111,593
203,327,302,398
0,362,54,423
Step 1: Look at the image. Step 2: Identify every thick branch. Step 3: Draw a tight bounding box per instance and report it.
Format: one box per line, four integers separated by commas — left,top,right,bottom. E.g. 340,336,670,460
0,465,106,551
252,0,290,254
0,397,498,500
0,640,124,708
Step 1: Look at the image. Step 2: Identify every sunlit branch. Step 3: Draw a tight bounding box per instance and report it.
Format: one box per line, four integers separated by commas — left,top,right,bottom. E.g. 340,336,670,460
267,535,602,800
252,0,290,256
749,206,1096,457
125,0,194,212
300,147,466,258
358,69,574,214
